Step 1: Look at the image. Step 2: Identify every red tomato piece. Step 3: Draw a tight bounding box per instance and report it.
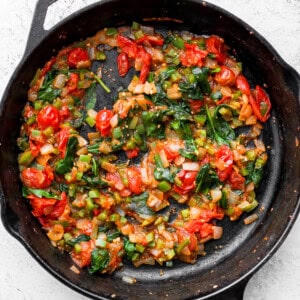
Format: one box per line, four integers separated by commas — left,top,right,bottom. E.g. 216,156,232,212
215,145,233,181
28,195,57,217
236,74,251,95
188,100,204,113
126,148,140,159
67,48,89,68
136,46,152,83
117,52,130,77
178,227,198,252
106,172,125,191
22,167,53,189
229,170,245,190
57,127,70,158
163,145,180,161
71,240,94,268
180,43,208,67
206,35,227,63
249,85,271,122
95,109,113,137
41,57,56,76
136,34,164,46
66,73,79,93
173,170,198,194
37,105,61,130
116,35,138,58
214,66,236,86
127,166,144,195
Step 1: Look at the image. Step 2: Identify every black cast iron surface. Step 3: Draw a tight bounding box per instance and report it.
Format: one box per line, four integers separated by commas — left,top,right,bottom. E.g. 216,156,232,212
0,0,299,299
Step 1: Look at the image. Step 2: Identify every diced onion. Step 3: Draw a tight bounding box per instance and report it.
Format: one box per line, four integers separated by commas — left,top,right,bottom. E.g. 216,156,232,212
53,73,67,89
110,114,119,128
244,213,259,225
174,155,185,166
122,275,137,284
182,162,200,171
40,143,55,155
159,149,170,168
87,109,97,119
212,226,223,239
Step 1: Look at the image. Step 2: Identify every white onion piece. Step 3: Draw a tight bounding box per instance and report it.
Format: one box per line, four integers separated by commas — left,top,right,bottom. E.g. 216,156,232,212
174,155,185,166
244,213,259,225
87,109,97,119
182,162,200,171
213,226,223,239
159,149,170,168
40,144,55,155
110,114,119,128
53,73,67,89
210,189,222,202
77,136,88,147
122,275,137,284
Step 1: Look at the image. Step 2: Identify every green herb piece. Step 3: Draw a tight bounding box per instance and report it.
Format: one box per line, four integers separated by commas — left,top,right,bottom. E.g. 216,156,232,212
66,234,91,246
88,249,110,274
55,136,78,174
129,192,155,217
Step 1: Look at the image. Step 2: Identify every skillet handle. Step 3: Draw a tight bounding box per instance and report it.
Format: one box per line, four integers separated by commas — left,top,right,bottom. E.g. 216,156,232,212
24,0,58,56
208,277,250,300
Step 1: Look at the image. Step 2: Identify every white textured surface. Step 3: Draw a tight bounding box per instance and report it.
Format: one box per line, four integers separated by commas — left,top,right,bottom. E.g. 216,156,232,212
0,0,299,299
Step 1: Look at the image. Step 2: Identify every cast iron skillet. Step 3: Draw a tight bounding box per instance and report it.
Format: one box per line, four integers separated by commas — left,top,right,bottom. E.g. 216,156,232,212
0,0,299,299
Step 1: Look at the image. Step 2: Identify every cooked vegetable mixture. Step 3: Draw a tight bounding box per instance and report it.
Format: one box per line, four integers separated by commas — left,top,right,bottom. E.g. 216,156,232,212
18,23,271,274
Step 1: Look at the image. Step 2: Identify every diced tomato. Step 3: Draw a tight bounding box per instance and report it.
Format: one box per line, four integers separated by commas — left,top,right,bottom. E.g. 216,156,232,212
180,43,208,67
66,73,79,93
215,145,233,181
249,85,271,122
229,170,245,190
67,48,89,68
29,140,42,157
106,172,125,191
173,170,198,194
127,166,144,195
76,219,93,235
126,148,140,159
117,52,130,77
116,35,138,58
188,99,204,113
136,34,164,46
214,66,236,86
59,105,70,120
41,57,56,76
136,46,152,83
206,35,227,63
37,105,61,130
28,195,57,217
216,96,231,106
56,127,70,157
21,167,53,189
163,145,180,161
176,227,198,252
236,74,251,95
71,240,95,268
95,109,114,137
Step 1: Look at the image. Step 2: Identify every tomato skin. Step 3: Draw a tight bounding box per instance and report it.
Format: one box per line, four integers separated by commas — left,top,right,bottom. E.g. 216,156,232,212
127,167,144,195
173,170,198,194
67,48,89,68
180,43,208,67
136,47,152,83
176,227,198,252
66,73,79,93
214,66,236,86
117,52,130,77
37,105,61,130
126,148,139,159
71,240,95,268
136,34,164,46
188,100,204,113
41,57,56,76
249,85,271,122
236,74,250,95
215,145,233,181
229,170,245,190
95,109,114,137
57,127,70,157
22,167,53,189
116,35,138,58
206,35,226,63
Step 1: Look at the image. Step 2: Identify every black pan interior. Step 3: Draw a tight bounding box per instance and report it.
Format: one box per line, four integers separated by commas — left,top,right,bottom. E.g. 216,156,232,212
0,0,299,299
